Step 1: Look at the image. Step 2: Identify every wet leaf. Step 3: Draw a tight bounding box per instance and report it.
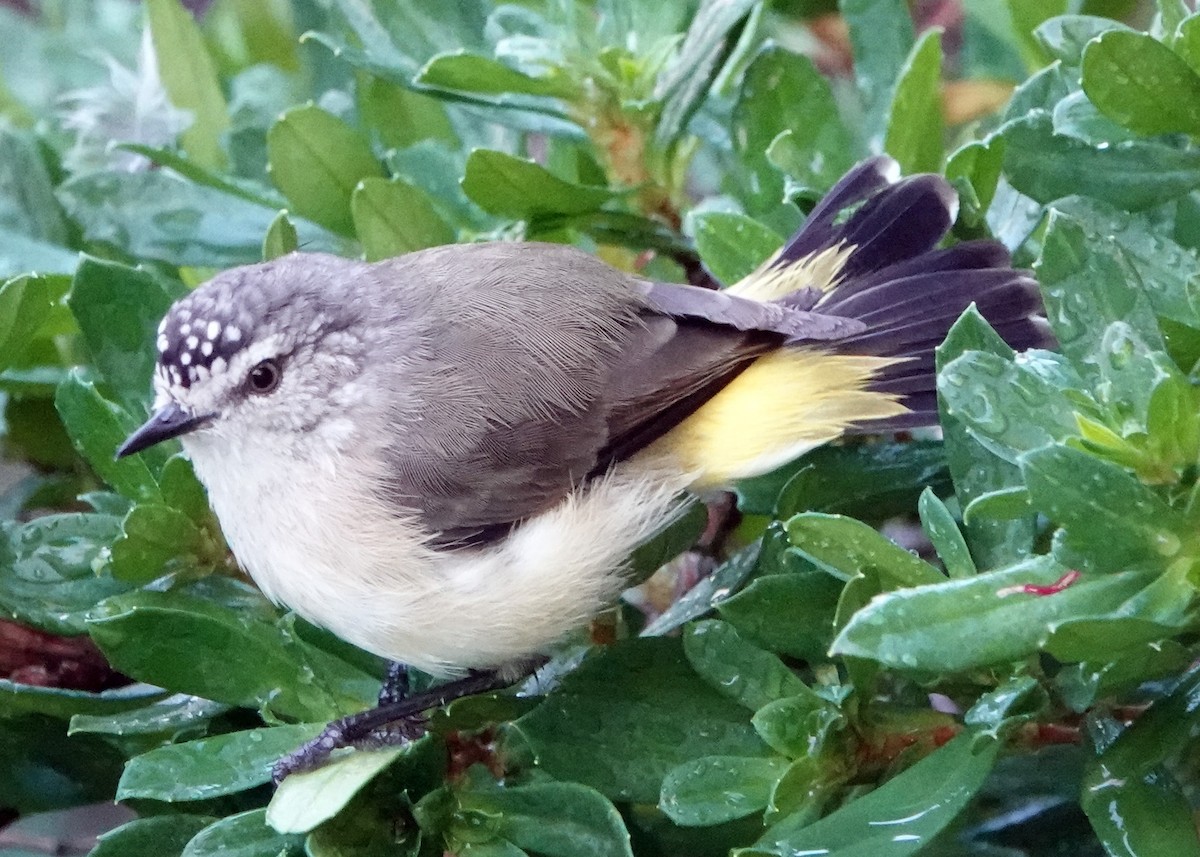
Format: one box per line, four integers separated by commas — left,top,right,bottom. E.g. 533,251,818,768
733,45,854,207
267,746,406,834
456,780,634,857
117,723,323,802
1020,444,1189,574
691,212,781,285
516,638,771,803
682,620,807,711
832,557,1152,671
1001,111,1200,210
90,814,217,857
1082,30,1200,136
660,756,790,826
182,809,305,857
918,489,975,578
786,513,943,588
742,734,999,857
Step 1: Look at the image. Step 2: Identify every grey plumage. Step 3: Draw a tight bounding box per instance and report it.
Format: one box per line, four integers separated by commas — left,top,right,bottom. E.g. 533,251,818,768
148,163,1049,549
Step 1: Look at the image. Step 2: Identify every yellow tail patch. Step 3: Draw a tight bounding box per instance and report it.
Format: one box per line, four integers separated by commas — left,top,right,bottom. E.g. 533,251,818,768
643,349,907,489
727,243,855,302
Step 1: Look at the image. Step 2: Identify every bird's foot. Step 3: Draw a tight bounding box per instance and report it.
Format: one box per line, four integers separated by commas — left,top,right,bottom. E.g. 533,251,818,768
272,667,524,783
377,661,411,706
272,708,427,783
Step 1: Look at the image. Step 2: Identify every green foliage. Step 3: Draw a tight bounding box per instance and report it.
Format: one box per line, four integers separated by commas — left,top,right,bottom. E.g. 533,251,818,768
2,1,1200,856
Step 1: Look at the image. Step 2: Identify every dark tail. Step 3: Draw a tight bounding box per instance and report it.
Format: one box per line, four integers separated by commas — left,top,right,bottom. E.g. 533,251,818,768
764,157,1052,431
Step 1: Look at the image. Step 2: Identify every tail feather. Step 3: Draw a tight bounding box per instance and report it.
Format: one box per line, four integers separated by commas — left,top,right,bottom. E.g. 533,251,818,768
666,156,1050,483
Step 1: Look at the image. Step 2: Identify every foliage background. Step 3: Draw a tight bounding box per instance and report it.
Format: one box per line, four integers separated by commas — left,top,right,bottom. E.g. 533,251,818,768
3,0,1200,855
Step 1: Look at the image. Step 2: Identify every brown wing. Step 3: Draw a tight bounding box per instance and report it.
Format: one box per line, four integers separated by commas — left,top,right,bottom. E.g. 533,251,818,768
373,243,788,547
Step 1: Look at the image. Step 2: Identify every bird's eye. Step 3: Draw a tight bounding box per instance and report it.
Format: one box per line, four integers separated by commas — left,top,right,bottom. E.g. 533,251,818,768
247,359,282,394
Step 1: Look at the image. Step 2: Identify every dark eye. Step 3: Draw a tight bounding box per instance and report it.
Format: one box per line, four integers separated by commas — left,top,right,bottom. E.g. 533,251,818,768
247,359,281,394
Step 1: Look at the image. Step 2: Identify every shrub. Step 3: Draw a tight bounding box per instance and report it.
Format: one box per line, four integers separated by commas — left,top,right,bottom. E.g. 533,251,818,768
1,1,1199,855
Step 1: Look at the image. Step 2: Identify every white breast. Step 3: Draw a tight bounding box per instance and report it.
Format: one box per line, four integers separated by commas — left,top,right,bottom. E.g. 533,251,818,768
184,433,691,676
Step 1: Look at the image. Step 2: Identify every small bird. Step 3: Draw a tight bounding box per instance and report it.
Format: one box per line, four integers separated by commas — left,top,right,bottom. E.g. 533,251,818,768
118,157,1047,773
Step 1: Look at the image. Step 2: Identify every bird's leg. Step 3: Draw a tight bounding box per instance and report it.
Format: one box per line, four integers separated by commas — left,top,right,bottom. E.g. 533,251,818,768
273,661,541,783
377,661,410,706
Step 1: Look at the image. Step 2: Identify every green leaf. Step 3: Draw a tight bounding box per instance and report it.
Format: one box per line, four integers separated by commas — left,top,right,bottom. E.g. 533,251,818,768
918,489,975,578
0,129,69,246
461,150,618,219
1081,665,1200,856
182,809,305,857
1050,196,1200,328
691,212,782,284
416,52,578,100
1082,30,1200,136
58,171,345,268
1178,14,1200,76
884,29,943,174
751,692,844,759
87,583,378,721
262,210,298,261
936,307,1035,568
351,177,455,261
358,77,457,150
0,272,71,374
0,680,164,720
946,137,1005,215
733,45,855,208
67,257,179,409
267,747,406,834
516,638,771,803
1020,444,1189,573
457,780,634,857
118,143,287,209
653,0,758,147
146,0,230,170
117,723,323,801
641,542,761,637
786,513,944,587
841,0,916,148
717,571,845,661
1001,111,1200,210
267,105,384,236
1035,212,1166,370
0,512,129,634
831,557,1152,671
938,349,1083,461
0,228,78,278
1057,640,1188,712
91,815,217,857
70,693,231,737
1034,15,1133,66
743,734,998,857
738,440,950,521
110,502,211,582
0,715,124,813
660,756,790,826
963,675,1048,741
54,371,165,500
682,620,807,711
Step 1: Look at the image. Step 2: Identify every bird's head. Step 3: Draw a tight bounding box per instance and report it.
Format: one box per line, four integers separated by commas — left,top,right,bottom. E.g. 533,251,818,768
117,252,375,460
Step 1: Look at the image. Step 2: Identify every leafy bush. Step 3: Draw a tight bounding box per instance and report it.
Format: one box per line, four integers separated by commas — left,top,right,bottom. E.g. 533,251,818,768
2,0,1200,855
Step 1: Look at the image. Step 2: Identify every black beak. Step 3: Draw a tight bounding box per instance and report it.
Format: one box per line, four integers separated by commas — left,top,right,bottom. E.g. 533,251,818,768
116,402,215,459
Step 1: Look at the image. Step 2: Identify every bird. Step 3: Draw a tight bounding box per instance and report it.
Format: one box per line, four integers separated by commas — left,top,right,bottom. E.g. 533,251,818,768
117,156,1048,775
